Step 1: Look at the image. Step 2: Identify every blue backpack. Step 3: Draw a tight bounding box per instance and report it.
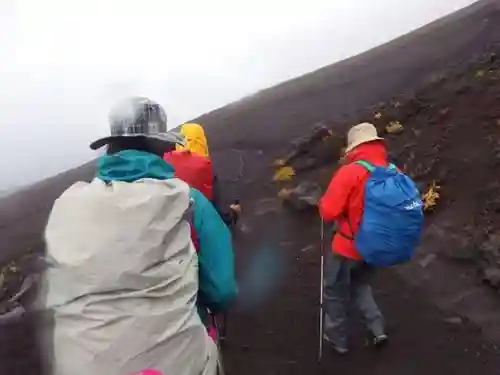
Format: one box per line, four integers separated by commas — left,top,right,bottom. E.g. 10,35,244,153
350,160,424,267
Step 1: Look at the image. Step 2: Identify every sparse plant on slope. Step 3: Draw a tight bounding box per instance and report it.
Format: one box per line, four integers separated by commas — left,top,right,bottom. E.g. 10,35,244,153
421,181,441,212
273,166,296,182
0,261,19,307
0,261,19,291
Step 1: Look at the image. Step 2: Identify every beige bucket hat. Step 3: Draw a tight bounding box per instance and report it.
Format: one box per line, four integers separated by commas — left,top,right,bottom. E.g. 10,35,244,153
345,122,384,153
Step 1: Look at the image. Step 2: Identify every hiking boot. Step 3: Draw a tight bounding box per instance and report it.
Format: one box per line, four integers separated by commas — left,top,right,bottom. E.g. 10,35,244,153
373,334,389,348
323,334,349,355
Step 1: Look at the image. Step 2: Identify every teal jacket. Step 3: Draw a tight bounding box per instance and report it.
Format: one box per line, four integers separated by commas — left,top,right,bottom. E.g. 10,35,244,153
96,150,237,314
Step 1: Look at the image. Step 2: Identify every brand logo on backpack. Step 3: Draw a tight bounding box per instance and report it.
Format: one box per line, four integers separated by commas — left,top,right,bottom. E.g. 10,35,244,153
403,200,422,210
353,160,424,267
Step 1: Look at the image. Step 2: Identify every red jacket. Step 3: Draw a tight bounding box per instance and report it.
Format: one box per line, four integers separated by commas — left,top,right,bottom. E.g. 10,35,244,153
318,141,389,260
163,150,214,201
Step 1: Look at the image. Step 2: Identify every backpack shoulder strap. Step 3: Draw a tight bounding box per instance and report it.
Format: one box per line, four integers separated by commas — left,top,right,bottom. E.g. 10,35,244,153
355,160,397,172
183,197,200,253
354,160,375,172
337,160,378,241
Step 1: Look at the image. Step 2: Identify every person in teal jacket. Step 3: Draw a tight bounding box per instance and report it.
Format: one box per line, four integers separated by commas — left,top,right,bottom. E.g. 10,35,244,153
91,96,237,322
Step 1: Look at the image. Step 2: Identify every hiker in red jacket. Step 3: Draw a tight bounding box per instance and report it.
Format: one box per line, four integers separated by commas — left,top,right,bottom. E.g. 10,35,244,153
164,122,241,227
164,123,239,343
318,122,388,355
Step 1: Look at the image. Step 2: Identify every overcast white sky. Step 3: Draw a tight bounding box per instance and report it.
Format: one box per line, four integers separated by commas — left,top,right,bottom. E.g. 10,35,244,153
0,0,478,189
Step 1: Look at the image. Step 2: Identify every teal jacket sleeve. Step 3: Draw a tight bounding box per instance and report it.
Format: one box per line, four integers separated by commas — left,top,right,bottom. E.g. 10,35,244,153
190,188,237,312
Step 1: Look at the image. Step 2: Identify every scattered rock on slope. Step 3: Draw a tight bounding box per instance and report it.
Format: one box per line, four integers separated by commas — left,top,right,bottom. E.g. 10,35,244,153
279,181,322,212
277,123,344,173
482,267,500,288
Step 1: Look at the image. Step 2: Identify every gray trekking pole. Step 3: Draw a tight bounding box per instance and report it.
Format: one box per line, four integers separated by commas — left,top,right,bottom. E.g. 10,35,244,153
220,311,228,343
318,218,325,363
211,312,226,375
210,311,222,349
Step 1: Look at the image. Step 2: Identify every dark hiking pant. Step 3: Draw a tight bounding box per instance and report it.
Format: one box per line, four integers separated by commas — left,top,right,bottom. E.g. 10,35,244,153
323,252,385,349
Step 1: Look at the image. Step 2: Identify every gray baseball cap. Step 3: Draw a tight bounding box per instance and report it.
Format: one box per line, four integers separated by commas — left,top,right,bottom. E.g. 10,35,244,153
90,96,185,150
